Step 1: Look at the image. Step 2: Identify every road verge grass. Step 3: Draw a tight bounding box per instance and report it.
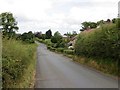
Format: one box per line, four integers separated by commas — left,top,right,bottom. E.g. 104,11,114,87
2,38,37,88
73,56,118,77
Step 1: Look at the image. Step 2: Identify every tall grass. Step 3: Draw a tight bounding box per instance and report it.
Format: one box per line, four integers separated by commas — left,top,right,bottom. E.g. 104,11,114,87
2,38,37,88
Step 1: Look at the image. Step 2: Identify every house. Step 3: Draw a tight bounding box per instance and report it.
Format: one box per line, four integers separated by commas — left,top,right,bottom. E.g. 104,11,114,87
68,35,78,49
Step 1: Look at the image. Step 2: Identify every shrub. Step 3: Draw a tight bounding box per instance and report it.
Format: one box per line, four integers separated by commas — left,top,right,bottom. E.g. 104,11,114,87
56,48,64,53
47,46,56,51
36,38,45,43
44,39,52,46
20,31,35,43
47,46,51,49
2,38,37,88
75,23,120,60
64,50,74,55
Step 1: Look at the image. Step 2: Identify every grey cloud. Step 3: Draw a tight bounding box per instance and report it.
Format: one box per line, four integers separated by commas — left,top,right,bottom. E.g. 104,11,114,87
48,1,93,14
16,15,36,23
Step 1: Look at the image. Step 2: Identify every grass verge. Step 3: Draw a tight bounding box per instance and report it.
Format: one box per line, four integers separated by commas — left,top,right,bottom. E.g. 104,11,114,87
2,38,37,88
73,56,118,77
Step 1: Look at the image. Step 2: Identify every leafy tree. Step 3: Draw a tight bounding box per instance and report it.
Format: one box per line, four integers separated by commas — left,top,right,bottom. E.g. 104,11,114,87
21,31,34,43
106,19,111,23
0,12,19,38
97,20,105,25
90,22,97,28
64,31,77,38
72,31,77,36
112,18,116,23
41,34,46,40
45,29,52,39
51,36,57,43
80,22,97,31
64,32,72,38
51,31,66,48
51,31,62,43
81,21,90,30
35,31,42,39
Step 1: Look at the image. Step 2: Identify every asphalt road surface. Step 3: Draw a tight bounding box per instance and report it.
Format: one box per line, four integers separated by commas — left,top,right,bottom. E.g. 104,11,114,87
35,43,118,88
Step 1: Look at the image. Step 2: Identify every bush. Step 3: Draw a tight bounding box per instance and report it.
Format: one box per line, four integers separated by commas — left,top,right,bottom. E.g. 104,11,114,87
44,39,52,46
75,23,120,60
47,46,56,51
2,38,37,88
36,38,45,43
64,50,74,55
56,48,64,53
20,31,35,43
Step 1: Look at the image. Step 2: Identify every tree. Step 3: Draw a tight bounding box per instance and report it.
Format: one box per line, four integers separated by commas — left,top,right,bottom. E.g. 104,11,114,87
41,34,46,40
45,29,52,39
51,31,62,43
64,32,71,38
90,22,97,28
51,36,57,43
97,20,105,25
106,19,111,23
71,31,77,37
64,31,77,38
21,31,34,43
112,18,116,23
81,21,90,30
35,31,42,39
0,12,19,38
80,22,97,31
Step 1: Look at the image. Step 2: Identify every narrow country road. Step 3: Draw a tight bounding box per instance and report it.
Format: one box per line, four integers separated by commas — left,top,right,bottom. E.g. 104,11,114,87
35,43,118,88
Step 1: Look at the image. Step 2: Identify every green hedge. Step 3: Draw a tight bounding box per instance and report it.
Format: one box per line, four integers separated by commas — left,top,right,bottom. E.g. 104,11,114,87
64,50,74,55
35,38,44,43
47,46,56,51
47,46,74,55
56,48,64,53
75,23,120,60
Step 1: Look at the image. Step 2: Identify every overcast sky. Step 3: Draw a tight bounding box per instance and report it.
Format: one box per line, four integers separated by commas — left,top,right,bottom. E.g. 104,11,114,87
0,0,119,35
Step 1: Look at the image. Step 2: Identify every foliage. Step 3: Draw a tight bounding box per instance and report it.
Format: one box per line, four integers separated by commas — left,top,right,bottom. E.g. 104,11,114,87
34,32,46,40
51,36,57,43
47,46,56,51
64,31,77,38
80,21,97,31
45,29,52,39
0,12,19,38
56,48,64,53
54,31,62,41
35,38,44,43
75,22,120,76
34,32,42,39
51,31,66,48
41,34,46,40
112,18,117,23
73,56,118,76
64,50,74,55
75,23,120,60
97,20,105,25
2,38,37,88
116,18,120,29
20,31,34,43
51,31,62,43
44,39,52,46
